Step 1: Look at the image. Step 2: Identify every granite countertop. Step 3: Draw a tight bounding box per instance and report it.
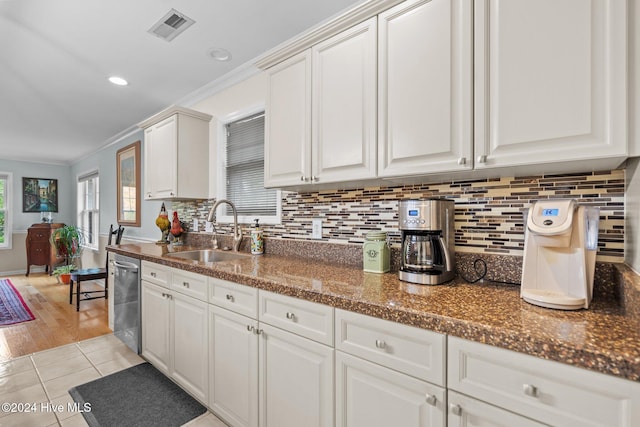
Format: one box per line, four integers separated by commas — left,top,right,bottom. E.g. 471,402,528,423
108,243,640,383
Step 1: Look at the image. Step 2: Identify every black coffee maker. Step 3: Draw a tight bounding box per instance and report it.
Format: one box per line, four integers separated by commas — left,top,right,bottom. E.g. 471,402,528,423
399,199,455,285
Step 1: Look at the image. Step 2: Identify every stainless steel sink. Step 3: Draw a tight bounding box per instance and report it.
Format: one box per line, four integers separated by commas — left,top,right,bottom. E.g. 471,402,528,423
166,249,249,263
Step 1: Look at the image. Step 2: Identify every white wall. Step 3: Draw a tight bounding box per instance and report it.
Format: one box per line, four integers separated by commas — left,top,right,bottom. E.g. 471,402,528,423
190,72,268,199
0,159,72,274
630,0,639,157
626,158,640,273
70,130,165,242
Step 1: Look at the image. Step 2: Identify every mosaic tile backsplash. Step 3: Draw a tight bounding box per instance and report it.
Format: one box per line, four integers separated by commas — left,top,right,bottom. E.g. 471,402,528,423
173,169,625,262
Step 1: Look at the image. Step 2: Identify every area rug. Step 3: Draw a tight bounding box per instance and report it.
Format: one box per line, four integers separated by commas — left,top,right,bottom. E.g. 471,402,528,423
0,278,35,326
68,362,207,427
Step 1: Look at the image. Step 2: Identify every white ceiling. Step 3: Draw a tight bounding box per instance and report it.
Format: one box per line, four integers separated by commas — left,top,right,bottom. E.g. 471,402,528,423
0,0,365,165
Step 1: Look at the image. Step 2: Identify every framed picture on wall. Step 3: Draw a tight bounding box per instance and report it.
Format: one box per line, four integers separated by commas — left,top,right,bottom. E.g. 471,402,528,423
22,177,58,212
116,141,141,226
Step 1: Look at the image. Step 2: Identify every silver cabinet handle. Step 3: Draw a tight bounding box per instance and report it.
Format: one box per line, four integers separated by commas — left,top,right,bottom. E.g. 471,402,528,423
226,294,234,302
375,339,386,349
523,384,538,397
477,154,487,163
170,192,175,196
425,394,437,406
255,329,263,335
161,293,173,300
449,403,462,416
247,325,254,333
458,157,466,165
285,312,295,320
150,272,157,277
301,176,310,182
311,176,319,182
182,281,190,288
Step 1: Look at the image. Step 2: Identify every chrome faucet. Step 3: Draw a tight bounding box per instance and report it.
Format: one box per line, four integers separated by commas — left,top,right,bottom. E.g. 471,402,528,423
207,199,243,252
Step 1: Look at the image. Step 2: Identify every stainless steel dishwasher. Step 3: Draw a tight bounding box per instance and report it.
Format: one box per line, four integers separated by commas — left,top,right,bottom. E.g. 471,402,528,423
113,254,141,353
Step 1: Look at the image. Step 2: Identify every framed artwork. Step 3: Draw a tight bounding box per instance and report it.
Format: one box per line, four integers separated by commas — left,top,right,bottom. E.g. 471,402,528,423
23,177,58,212
116,141,141,226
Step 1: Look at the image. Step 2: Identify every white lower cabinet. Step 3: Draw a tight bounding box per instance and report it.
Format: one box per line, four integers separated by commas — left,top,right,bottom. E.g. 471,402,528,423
258,322,334,427
447,391,545,427
141,267,208,404
336,351,445,427
140,263,640,427
448,336,640,427
141,280,172,374
335,309,446,427
209,305,258,427
172,292,208,403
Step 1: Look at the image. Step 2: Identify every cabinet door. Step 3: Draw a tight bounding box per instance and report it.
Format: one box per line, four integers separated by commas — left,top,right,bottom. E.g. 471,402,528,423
336,351,445,427
258,323,334,427
474,0,627,169
144,114,178,199
378,0,473,177
447,391,545,427
172,292,208,403
209,305,258,427
141,281,171,374
265,51,312,187
312,17,377,183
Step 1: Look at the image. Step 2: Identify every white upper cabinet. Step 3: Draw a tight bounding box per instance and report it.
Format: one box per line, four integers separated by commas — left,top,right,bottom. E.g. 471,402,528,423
265,18,377,188
473,0,628,170
312,18,377,183
378,0,473,177
139,106,212,200
264,51,312,188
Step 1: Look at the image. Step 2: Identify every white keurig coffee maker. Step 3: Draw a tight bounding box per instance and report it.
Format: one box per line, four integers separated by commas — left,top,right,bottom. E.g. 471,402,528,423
521,199,599,310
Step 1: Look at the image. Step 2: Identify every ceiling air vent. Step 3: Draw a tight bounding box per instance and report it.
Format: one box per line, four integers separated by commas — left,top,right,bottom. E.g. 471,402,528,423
148,9,195,42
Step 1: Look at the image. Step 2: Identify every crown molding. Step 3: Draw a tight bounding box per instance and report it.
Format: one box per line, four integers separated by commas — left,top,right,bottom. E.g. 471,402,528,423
254,0,404,70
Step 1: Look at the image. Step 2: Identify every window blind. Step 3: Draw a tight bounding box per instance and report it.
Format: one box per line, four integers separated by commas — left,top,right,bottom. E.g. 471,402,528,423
225,112,277,216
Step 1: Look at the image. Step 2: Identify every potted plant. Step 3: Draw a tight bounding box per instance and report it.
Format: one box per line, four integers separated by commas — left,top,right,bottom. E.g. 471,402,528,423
52,264,76,284
50,225,84,274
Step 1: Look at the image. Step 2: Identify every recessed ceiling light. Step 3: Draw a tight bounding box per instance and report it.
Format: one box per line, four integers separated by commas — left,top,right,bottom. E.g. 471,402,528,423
108,76,128,86
208,48,232,62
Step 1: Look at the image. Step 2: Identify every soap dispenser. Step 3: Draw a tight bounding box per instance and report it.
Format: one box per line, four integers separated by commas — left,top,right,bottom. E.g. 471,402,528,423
251,219,264,255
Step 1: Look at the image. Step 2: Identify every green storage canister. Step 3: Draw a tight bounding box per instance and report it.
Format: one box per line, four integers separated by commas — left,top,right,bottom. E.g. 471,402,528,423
363,231,390,273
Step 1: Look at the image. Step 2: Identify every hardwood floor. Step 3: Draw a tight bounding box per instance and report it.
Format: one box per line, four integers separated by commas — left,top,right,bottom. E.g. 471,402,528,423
0,273,111,362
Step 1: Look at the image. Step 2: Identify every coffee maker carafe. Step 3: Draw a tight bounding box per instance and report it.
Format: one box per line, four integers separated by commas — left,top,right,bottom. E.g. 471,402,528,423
399,199,455,285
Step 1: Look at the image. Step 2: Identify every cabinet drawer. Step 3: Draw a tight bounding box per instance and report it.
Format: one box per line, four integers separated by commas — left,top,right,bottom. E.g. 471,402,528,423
141,261,170,288
448,336,640,427
447,390,545,427
209,277,258,319
335,309,445,386
171,269,208,301
259,290,334,346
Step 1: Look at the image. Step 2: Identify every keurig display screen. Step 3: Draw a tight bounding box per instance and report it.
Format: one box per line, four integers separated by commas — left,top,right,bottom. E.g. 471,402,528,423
542,208,559,216
408,209,419,216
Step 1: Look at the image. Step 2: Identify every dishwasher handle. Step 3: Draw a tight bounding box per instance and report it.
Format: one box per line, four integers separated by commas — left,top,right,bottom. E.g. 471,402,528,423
113,260,139,272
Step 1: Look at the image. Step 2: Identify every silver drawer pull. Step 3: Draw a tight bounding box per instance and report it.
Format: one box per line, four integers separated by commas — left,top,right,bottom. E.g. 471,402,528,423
425,394,437,406
247,325,254,333
285,312,295,320
523,384,538,397
375,339,386,349
226,294,234,301
449,403,462,416
255,329,263,335
150,272,157,277
182,281,190,288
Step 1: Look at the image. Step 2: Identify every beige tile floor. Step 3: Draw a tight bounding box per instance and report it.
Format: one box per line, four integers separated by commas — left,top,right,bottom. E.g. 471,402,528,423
0,334,227,427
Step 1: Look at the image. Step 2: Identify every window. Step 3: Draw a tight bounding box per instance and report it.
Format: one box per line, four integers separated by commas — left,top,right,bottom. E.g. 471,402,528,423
0,172,12,249
218,108,280,224
77,171,99,250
